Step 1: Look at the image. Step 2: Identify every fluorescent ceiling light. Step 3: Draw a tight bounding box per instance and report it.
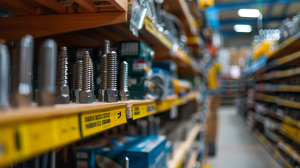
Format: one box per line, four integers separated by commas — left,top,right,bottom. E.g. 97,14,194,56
234,24,252,33
238,9,260,18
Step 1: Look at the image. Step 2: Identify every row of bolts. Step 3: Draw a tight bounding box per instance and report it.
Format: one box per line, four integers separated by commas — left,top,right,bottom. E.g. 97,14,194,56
0,35,129,110
0,35,130,167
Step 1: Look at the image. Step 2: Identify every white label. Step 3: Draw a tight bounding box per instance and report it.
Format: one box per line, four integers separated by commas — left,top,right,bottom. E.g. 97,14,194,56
128,78,137,87
133,62,146,71
144,80,151,87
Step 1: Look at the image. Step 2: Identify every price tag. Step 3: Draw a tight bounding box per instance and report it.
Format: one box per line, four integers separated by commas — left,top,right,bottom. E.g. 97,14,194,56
80,107,127,137
0,125,17,166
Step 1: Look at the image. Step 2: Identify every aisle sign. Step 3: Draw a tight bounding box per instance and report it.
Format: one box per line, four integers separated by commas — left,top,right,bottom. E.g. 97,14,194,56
80,107,127,137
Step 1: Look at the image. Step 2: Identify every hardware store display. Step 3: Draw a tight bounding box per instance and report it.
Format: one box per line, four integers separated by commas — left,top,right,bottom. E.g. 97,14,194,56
0,0,212,167
238,10,300,168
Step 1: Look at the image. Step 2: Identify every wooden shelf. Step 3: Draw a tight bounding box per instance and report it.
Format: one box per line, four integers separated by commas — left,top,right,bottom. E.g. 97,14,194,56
278,140,300,164
254,131,293,168
0,92,197,167
269,31,300,61
163,0,198,37
168,123,200,168
255,93,278,103
0,0,128,42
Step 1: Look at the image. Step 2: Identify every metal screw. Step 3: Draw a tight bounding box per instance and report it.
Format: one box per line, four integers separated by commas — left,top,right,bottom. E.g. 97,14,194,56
119,61,130,101
55,47,70,104
79,51,93,104
104,51,118,102
71,60,82,102
0,44,9,110
37,39,57,106
123,157,129,168
89,57,96,101
98,40,109,102
10,34,33,108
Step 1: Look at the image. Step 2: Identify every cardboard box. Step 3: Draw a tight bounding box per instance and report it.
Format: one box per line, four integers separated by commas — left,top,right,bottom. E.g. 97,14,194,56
76,135,167,168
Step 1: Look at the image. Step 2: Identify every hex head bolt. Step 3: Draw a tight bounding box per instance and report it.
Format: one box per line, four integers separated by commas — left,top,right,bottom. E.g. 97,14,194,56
37,39,57,106
0,44,9,110
79,51,93,104
104,51,118,102
119,61,130,101
71,60,82,102
10,35,34,108
55,47,70,104
98,40,110,102
35,65,40,102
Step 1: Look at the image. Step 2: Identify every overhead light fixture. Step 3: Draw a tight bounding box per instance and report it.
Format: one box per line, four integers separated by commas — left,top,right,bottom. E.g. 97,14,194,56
238,9,260,18
234,24,252,33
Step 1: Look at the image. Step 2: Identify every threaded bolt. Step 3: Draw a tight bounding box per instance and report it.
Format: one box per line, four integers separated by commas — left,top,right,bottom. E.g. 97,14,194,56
107,51,117,90
89,57,96,101
79,51,93,104
98,53,107,102
82,52,91,91
119,61,129,101
103,40,110,55
56,47,68,85
10,34,33,107
38,39,57,106
71,60,82,102
104,51,118,102
75,60,82,90
55,47,70,104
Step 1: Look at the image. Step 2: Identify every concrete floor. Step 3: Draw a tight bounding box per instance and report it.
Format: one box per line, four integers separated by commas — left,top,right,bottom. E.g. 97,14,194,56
206,106,281,168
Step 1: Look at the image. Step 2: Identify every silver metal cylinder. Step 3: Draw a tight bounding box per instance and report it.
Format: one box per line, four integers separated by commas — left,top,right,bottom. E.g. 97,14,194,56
0,44,9,110
154,117,160,135
147,115,154,135
103,40,110,55
10,34,34,107
123,157,129,168
38,39,57,106
98,53,107,102
71,64,75,90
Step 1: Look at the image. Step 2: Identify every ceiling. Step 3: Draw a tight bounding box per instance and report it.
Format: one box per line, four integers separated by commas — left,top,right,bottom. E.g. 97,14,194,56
206,0,300,46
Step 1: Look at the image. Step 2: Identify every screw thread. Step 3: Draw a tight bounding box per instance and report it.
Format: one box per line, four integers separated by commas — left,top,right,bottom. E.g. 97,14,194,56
37,65,41,89
100,54,107,90
120,61,128,90
56,47,68,85
82,51,91,91
107,51,117,89
89,58,94,91
103,40,110,55
75,60,82,90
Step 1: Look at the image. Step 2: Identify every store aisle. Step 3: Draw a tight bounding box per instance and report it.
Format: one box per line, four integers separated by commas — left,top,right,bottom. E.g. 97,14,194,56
206,106,281,168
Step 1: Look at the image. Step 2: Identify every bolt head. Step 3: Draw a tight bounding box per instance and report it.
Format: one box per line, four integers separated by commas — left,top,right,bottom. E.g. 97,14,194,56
79,90,94,103
55,84,70,104
38,91,55,106
98,89,106,102
71,89,81,102
9,93,31,107
104,89,118,102
119,90,130,101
